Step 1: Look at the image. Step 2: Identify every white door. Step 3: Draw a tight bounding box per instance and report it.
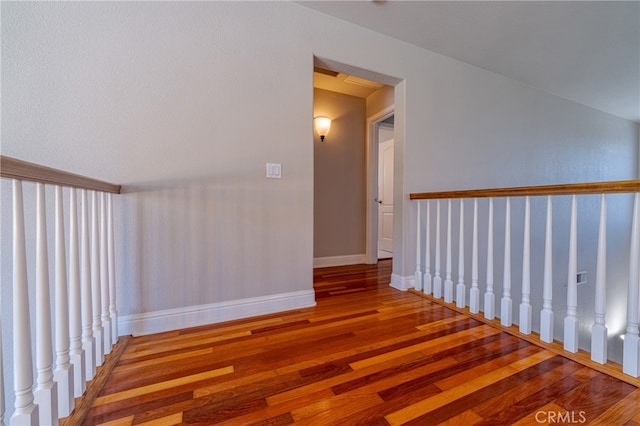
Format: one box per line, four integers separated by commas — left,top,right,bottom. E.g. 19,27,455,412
378,139,394,259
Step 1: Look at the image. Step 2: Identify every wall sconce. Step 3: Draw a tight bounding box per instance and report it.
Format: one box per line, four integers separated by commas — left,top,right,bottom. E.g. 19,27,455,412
314,116,332,142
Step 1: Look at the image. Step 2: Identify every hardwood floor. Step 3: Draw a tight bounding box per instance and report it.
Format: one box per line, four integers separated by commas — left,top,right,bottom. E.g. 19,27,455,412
83,260,640,425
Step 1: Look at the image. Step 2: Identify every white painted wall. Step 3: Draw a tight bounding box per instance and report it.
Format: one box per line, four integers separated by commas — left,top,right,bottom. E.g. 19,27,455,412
1,1,639,413
2,1,316,312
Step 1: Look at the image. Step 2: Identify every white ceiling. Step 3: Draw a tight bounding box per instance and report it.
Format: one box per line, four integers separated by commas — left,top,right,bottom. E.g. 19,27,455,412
300,1,640,123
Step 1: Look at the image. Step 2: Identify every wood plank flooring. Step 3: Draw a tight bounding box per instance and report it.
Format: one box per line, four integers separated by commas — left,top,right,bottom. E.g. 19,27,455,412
83,260,640,425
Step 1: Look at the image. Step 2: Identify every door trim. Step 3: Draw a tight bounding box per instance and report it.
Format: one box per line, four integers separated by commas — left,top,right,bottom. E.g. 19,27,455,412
365,105,395,264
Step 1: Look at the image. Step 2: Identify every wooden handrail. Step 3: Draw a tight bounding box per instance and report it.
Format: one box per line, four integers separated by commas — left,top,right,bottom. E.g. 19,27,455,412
0,155,121,194
410,179,640,200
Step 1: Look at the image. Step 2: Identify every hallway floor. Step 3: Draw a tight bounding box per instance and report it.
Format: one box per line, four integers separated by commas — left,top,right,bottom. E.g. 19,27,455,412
83,260,640,425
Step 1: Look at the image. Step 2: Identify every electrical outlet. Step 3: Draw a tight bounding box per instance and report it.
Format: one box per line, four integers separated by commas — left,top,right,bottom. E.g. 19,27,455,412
577,271,587,286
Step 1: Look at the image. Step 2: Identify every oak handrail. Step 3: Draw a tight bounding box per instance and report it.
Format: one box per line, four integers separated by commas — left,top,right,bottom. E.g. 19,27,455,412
410,179,640,200
0,155,121,194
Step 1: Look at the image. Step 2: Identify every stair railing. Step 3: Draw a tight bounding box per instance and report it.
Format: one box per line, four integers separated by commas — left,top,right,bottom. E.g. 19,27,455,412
410,180,640,380
1,155,121,425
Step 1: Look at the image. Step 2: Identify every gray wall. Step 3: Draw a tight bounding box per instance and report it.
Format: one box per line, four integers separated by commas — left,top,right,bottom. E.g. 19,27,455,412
313,88,366,258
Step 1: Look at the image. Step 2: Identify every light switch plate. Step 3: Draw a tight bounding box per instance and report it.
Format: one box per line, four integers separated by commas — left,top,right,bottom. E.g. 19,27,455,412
266,163,282,179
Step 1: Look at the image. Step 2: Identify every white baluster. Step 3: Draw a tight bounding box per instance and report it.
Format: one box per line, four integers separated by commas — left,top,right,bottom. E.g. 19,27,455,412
433,200,442,299
623,192,640,377
540,196,554,343
108,193,118,345
444,200,454,303
456,199,466,308
34,183,59,425
470,199,479,313
414,201,423,291
519,196,532,335
69,188,86,396
1,320,4,426
100,193,112,354
81,189,96,380
91,191,104,366
501,198,513,327
54,186,74,416
423,200,432,295
484,198,495,320
591,194,608,364
10,180,39,425
564,195,579,353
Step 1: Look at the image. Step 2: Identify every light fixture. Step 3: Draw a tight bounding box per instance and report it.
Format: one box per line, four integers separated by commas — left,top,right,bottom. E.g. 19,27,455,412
314,116,332,142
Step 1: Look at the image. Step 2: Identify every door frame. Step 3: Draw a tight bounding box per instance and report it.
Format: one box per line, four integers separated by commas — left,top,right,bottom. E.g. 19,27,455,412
365,105,395,264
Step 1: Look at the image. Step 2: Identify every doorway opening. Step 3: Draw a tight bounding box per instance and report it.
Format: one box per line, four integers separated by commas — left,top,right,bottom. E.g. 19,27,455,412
376,115,395,260
365,107,395,264
313,57,403,271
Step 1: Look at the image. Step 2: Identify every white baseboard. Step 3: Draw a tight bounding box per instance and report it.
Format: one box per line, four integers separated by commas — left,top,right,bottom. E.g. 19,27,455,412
118,289,316,336
390,273,414,291
313,254,367,268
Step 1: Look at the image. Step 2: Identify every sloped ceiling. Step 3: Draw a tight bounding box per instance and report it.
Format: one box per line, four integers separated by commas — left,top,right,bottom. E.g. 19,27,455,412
300,1,640,123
